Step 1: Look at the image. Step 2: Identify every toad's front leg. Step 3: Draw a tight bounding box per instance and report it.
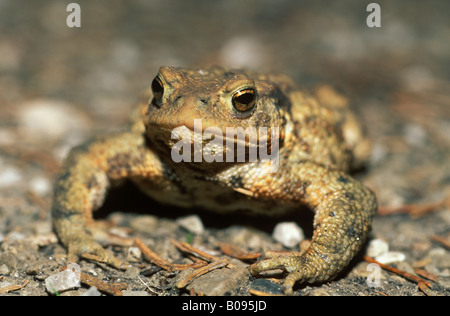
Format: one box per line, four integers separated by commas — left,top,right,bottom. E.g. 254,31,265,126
248,161,377,295
52,132,164,269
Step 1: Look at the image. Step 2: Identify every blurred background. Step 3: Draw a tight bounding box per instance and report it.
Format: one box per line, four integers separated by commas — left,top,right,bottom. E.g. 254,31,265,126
1,0,449,208
0,0,449,295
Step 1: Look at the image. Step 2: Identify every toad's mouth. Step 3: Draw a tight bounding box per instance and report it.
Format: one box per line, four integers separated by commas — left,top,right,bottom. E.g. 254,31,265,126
148,119,277,146
146,119,280,164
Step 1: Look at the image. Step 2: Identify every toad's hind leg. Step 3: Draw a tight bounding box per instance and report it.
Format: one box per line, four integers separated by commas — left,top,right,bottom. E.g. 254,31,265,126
52,132,164,269
248,162,377,294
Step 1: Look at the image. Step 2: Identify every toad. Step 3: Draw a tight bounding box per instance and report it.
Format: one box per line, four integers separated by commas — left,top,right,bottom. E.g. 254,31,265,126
52,66,377,294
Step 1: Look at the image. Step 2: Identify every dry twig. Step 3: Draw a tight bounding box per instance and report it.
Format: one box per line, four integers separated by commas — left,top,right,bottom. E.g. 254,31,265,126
378,195,449,218
136,238,207,272
176,258,230,288
80,272,123,296
417,281,437,296
170,239,218,262
430,234,450,249
0,279,29,294
364,256,438,296
170,239,237,268
414,268,439,282
217,242,261,260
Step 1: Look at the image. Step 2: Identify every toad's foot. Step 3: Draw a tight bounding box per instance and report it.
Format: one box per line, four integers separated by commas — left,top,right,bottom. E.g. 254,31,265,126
249,248,347,295
64,231,130,270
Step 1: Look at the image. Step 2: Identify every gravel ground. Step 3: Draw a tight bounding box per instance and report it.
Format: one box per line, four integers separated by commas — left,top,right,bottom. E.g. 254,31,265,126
0,0,449,296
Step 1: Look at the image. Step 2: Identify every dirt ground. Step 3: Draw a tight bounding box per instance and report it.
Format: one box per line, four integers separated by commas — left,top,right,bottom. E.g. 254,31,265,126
0,1,449,296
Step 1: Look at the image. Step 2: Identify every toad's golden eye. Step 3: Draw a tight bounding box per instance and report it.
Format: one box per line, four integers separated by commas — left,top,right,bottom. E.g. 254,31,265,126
151,76,164,107
232,88,256,113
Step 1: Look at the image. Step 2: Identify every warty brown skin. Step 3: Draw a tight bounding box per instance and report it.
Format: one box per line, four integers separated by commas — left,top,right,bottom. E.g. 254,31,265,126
52,66,377,295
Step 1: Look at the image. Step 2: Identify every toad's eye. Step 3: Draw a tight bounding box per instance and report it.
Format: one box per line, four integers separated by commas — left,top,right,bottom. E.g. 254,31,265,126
151,76,164,107
232,88,256,113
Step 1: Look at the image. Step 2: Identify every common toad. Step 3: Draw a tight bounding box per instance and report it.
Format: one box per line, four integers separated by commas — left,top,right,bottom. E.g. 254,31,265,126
52,66,377,295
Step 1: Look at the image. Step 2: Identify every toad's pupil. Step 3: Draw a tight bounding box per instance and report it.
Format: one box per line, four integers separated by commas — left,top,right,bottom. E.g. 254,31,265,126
232,89,255,112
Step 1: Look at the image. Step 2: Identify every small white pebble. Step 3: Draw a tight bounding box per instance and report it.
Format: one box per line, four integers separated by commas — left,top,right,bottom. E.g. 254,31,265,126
428,247,446,256
375,251,406,264
272,222,304,248
0,166,22,187
367,238,389,258
127,246,142,262
29,176,51,196
0,264,9,275
45,263,81,294
176,215,204,234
